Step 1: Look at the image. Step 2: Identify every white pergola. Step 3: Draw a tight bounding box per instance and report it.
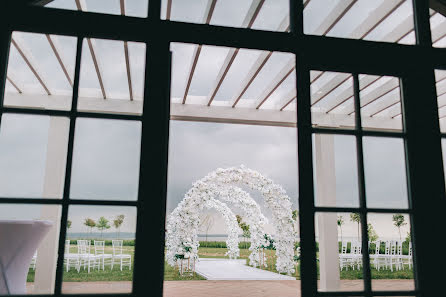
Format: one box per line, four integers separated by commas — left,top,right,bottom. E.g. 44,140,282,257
3,0,446,293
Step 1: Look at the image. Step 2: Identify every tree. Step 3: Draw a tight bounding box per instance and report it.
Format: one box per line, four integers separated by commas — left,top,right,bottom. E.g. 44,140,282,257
337,215,344,242
113,214,125,239
367,223,378,242
236,215,250,242
96,216,111,238
392,214,407,242
67,220,72,230
199,214,214,242
405,231,411,244
83,218,96,238
350,213,361,240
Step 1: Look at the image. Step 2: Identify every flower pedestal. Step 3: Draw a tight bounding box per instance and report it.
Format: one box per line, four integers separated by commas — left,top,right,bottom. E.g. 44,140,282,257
175,254,195,277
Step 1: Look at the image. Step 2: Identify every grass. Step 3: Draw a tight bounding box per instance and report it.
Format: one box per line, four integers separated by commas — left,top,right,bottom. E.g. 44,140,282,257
26,245,413,282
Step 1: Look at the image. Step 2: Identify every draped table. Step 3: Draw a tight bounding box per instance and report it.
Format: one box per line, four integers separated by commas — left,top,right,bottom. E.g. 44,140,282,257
0,220,53,295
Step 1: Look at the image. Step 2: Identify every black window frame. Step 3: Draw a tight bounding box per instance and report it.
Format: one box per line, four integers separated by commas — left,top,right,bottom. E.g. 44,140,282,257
0,0,444,296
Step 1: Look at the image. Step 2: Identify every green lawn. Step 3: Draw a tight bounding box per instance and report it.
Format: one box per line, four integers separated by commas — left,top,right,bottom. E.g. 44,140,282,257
27,246,413,282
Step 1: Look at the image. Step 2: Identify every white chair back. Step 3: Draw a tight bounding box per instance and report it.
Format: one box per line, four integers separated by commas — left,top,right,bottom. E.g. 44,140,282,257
78,240,91,255
112,240,123,256
341,241,348,254
65,240,70,254
374,241,381,254
94,241,106,256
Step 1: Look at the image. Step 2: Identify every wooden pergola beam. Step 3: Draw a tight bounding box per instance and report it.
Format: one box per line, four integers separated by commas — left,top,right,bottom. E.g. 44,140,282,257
182,0,217,104
120,0,133,100
6,76,22,93
206,0,265,106
75,0,106,99
231,15,289,108
46,34,73,87
11,36,51,95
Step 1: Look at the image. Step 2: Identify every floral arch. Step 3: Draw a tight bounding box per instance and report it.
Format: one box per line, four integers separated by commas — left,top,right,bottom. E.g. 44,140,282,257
165,165,296,274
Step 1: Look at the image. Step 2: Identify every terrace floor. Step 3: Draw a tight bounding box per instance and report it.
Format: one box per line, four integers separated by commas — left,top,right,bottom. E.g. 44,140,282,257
27,280,414,296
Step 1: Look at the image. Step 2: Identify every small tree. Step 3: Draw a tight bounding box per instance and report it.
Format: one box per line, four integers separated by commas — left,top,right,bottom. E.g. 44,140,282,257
67,220,72,230
236,215,250,242
113,214,125,239
405,231,411,244
392,214,407,242
367,223,378,242
83,218,96,238
96,216,111,238
199,214,214,242
350,213,361,240
337,215,344,242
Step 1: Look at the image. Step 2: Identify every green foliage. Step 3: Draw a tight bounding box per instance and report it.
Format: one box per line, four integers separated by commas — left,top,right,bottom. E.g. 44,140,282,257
392,214,407,241
292,210,299,221
113,214,125,238
236,215,250,239
83,218,96,234
67,220,72,229
96,216,111,238
367,223,379,242
337,215,344,226
198,241,251,249
405,231,411,244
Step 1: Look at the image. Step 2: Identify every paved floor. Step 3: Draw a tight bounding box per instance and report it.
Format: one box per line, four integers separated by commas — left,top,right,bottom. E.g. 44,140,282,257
195,258,295,280
27,280,414,295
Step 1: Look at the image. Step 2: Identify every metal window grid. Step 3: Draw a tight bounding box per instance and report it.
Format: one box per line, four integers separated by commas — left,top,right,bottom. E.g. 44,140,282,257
0,0,444,296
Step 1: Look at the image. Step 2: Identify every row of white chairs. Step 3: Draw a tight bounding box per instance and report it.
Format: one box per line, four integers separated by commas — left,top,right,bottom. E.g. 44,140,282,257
339,240,412,272
64,239,132,273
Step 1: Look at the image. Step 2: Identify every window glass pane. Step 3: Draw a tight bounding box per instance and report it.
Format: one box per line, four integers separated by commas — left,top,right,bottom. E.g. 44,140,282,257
70,118,141,201
77,38,146,115
0,204,61,295
304,0,415,45
359,75,403,131
436,70,446,133
430,9,446,48
62,205,136,294
368,213,415,291
313,134,359,208
42,0,148,18
315,212,364,292
161,0,289,32
363,137,409,209
311,71,355,129
0,114,69,199
4,32,76,111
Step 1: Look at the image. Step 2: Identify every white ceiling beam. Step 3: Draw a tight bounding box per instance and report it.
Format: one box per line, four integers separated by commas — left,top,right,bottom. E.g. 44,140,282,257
206,0,265,106
276,88,296,111
6,77,22,93
182,0,218,104
120,0,133,101
11,35,51,95
46,34,73,87
254,56,295,109
313,0,357,36
75,0,107,99
231,15,289,108
326,75,380,113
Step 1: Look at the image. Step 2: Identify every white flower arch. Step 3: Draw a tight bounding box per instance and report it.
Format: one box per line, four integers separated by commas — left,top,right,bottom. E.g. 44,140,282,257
166,165,296,274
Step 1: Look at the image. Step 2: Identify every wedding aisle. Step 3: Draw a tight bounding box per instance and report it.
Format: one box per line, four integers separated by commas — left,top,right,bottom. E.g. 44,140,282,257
194,258,296,280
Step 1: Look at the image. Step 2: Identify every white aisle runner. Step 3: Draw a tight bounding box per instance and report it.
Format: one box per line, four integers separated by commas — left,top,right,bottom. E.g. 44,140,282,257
195,258,296,280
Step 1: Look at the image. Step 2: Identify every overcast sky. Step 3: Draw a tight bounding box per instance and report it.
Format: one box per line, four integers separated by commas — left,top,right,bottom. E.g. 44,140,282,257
0,0,431,240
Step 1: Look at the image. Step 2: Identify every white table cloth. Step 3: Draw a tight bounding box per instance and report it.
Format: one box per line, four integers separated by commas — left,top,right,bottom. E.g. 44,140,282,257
0,220,53,295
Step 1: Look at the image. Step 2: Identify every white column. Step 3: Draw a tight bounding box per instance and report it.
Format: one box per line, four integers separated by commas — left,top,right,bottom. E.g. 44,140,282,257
315,134,340,291
34,116,69,294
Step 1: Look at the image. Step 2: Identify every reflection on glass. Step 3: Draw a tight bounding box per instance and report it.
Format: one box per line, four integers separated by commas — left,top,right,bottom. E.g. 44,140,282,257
363,137,408,209
0,204,60,295
368,213,415,291
70,118,141,201
313,134,359,207
62,205,136,294
315,212,364,292
435,70,446,133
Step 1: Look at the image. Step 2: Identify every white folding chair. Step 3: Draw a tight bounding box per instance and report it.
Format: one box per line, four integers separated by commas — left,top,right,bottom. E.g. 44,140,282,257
94,240,112,270
29,251,37,271
64,240,80,272
111,240,131,271
339,241,350,271
77,240,99,273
